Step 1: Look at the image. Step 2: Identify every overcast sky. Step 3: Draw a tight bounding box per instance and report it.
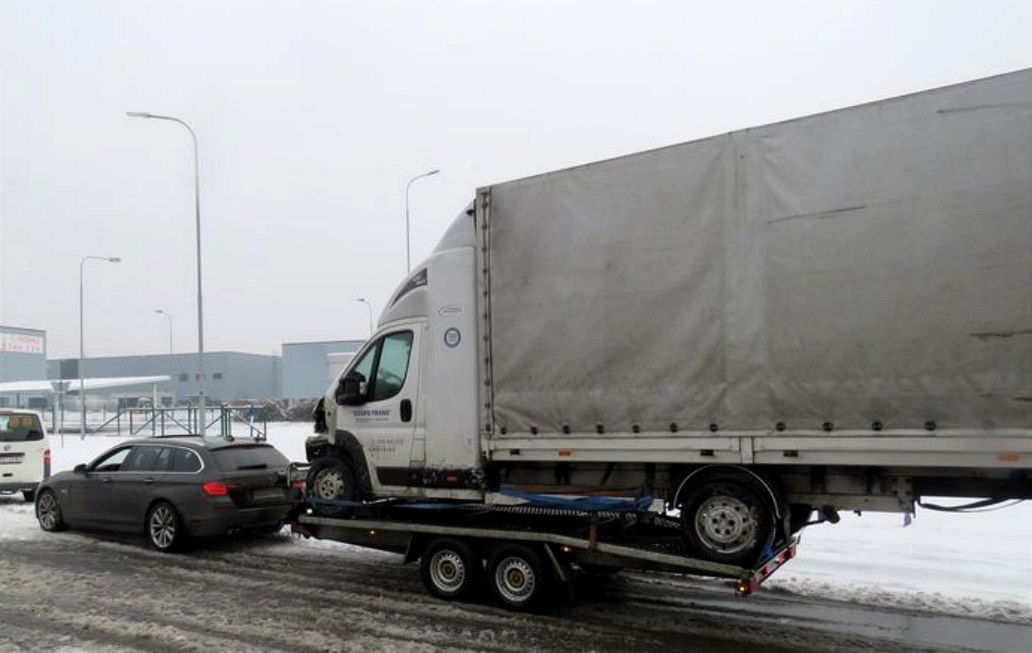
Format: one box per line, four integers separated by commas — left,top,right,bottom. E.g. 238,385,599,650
1,0,1030,359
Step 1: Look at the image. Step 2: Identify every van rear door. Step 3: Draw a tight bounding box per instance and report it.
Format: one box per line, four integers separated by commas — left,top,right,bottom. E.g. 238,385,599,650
0,412,48,492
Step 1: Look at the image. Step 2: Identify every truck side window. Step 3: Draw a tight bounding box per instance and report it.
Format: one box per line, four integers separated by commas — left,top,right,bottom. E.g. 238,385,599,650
372,331,413,401
350,343,378,382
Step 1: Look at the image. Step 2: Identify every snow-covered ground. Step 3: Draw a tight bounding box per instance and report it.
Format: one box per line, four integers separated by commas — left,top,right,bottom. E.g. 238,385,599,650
4,420,1030,625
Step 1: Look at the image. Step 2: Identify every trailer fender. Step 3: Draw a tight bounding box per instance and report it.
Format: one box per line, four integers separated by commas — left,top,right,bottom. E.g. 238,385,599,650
672,465,785,521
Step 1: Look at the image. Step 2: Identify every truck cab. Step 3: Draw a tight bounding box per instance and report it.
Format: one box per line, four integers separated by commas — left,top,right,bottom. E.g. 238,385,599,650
307,208,485,504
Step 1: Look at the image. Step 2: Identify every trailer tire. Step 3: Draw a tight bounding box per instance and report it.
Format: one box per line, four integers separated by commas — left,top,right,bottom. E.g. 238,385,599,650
681,478,773,566
307,455,357,518
487,544,549,612
420,538,482,602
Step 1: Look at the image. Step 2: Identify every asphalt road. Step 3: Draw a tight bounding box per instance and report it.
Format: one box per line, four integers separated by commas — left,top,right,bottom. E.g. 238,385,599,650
0,524,1029,653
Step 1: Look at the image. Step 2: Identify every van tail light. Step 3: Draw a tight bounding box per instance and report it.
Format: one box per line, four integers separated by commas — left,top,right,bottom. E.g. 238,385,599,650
202,481,230,496
43,449,51,479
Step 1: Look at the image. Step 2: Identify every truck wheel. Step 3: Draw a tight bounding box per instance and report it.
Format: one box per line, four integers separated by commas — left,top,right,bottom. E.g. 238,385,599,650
487,544,549,612
420,538,481,602
35,489,65,532
681,480,773,566
307,456,357,517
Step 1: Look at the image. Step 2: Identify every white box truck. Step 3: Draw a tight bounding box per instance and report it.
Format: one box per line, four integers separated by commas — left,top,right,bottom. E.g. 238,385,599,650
297,69,1031,608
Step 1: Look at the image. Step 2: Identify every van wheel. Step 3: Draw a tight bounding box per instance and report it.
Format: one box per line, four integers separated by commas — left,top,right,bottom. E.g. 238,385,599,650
22,489,36,503
306,456,357,517
35,489,64,532
420,537,482,601
147,501,184,552
487,544,549,612
681,479,773,566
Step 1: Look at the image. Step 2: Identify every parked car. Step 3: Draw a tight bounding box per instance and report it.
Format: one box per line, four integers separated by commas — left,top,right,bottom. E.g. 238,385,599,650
34,436,293,551
0,410,50,502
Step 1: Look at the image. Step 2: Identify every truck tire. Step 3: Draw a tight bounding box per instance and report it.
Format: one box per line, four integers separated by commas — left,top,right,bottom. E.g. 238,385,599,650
307,456,357,517
680,479,773,566
420,537,482,602
486,544,549,612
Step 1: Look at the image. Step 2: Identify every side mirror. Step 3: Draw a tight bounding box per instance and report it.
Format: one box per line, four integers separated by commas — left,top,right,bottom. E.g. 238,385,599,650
336,372,368,406
73,463,87,474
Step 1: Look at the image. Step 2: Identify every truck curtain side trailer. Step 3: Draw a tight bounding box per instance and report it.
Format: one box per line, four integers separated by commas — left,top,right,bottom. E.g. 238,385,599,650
301,68,1032,602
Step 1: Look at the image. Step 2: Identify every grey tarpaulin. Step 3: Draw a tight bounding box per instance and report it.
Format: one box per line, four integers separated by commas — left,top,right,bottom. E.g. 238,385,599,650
482,69,1032,436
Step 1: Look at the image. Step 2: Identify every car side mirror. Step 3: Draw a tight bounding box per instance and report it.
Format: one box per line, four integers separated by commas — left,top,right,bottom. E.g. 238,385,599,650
73,463,87,474
336,372,368,406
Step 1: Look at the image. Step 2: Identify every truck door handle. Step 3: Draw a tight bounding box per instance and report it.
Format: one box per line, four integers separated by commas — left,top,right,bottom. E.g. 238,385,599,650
400,399,412,423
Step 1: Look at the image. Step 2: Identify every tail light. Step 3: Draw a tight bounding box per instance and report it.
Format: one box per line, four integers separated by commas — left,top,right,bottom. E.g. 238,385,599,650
43,449,51,479
202,481,230,496
291,481,305,491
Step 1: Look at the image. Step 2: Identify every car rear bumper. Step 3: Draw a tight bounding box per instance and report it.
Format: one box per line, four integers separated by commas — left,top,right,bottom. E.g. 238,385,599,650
185,503,292,537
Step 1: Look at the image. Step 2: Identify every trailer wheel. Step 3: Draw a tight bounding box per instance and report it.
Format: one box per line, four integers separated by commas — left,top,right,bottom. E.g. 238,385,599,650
306,456,357,517
487,544,549,612
681,479,773,565
420,538,481,602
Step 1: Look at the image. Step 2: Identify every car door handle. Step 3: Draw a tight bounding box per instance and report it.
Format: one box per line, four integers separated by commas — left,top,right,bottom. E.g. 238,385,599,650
100,477,111,483
143,478,155,484
400,399,412,423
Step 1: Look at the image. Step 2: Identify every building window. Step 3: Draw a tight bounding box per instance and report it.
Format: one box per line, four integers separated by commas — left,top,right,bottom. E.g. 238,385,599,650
178,373,188,382
195,373,201,380
212,372,223,380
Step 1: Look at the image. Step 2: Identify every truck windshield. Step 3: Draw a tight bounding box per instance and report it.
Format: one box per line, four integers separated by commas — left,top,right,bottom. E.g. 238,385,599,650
0,414,44,442
212,445,288,471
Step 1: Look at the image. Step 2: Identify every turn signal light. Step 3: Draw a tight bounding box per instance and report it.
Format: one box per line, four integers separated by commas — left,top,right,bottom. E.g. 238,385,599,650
202,481,230,496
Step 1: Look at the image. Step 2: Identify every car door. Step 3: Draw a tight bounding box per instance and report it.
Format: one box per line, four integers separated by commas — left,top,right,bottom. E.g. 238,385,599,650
64,446,132,526
100,445,166,531
335,325,422,489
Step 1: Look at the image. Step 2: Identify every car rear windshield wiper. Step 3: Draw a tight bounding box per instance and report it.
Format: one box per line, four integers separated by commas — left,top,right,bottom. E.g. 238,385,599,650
236,463,268,470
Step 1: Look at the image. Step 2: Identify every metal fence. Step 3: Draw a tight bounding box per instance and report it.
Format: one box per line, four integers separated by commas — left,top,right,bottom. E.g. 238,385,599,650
86,404,268,441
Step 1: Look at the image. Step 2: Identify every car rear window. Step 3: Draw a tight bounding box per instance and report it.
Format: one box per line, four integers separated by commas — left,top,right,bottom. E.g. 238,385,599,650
212,445,288,471
0,414,44,442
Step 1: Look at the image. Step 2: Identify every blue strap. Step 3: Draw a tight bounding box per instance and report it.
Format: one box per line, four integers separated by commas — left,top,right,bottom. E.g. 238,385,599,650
498,485,652,513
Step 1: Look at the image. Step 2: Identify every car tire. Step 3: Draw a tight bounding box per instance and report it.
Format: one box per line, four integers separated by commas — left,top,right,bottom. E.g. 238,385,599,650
306,456,357,517
146,501,184,552
486,544,550,612
420,537,482,602
22,489,36,503
35,488,65,532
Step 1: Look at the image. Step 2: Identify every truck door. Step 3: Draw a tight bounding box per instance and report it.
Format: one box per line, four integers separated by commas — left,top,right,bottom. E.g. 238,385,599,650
334,324,422,490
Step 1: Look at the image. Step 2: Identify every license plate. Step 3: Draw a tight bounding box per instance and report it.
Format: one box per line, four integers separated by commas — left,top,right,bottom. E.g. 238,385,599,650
0,456,24,465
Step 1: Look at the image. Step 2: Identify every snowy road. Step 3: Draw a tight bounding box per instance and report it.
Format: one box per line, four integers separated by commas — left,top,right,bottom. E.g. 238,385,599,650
0,496,1029,653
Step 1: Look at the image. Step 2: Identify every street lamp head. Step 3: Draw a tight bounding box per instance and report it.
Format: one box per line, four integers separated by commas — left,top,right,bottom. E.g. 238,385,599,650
356,297,368,304
427,169,440,176
108,257,121,263
155,309,165,315
126,111,153,119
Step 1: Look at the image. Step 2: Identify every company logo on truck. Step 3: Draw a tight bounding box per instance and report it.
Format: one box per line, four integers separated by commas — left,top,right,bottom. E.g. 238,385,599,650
353,409,390,422
444,327,461,348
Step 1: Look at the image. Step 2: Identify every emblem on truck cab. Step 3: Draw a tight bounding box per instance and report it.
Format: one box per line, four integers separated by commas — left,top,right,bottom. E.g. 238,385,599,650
444,327,461,348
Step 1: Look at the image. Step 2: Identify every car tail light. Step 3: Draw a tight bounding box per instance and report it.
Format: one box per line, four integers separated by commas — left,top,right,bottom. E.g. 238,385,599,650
291,481,305,490
202,481,230,496
43,449,51,479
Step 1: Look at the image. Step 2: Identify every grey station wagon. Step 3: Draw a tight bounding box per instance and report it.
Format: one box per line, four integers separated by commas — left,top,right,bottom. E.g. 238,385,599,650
34,437,293,551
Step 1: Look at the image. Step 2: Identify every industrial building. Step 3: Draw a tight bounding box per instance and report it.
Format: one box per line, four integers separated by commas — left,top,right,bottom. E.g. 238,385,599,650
0,325,47,407
281,339,364,401
47,352,280,404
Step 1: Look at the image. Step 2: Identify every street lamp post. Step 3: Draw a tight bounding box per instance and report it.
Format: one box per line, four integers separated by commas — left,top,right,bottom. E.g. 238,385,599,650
79,255,120,440
127,111,207,435
155,309,174,406
405,169,440,273
356,298,374,335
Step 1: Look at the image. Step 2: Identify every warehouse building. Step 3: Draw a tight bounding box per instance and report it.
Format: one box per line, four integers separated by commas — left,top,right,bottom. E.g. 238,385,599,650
281,339,364,401
0,325,47,407
48,351,280,404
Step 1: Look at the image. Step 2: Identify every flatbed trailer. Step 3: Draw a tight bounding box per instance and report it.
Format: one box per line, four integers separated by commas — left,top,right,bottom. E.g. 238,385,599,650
288,466,797,610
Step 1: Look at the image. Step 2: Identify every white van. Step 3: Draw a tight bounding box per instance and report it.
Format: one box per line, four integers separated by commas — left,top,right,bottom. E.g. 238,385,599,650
0,410,50,501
